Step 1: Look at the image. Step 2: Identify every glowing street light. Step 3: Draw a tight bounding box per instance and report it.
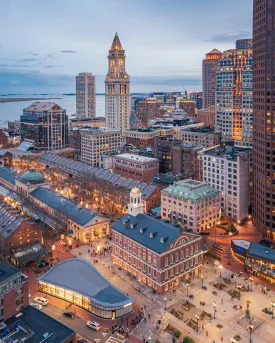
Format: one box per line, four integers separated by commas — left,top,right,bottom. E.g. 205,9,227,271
219,265,223,277
195,314,200,332
164,297,167,310
247,324,253,342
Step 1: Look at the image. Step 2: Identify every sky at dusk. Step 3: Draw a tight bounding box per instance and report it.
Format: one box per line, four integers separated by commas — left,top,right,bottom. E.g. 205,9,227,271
0,0,252,94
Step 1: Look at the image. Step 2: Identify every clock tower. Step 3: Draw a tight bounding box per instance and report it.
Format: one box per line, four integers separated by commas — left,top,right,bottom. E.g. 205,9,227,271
105,33,130,133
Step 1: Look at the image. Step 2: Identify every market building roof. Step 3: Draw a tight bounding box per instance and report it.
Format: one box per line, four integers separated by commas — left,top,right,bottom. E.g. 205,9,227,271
38,258,133,307
112,213,200,254
0,166,17,186
39,152,157,201
29,187,99,227
161,179,220,201
247,242,275,264
12,241,45,267
19,168,44,184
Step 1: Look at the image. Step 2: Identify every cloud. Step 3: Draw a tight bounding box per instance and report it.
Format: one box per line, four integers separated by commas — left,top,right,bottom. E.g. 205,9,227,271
44,65,61,68
19,58,38,63
60,50,77,54
207,31,252,43
132,75,201,87
47,54,56,59
25,52,39,56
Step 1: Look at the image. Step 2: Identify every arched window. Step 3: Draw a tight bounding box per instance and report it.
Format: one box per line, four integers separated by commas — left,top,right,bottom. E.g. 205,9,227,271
195,244,198,253
170,255,173,265
180,250,184,260
165,257,168,267
175,253,179,262
190,246,193,255
186,248,189,257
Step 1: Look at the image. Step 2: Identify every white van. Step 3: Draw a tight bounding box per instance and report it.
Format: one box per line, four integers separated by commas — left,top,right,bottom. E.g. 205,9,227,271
34,297,48,306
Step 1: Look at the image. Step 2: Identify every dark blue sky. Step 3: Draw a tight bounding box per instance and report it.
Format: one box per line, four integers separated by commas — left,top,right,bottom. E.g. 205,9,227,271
0,0,252,93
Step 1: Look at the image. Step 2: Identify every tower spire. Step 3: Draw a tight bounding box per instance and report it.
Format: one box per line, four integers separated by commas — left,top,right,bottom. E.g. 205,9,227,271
111,32,123,50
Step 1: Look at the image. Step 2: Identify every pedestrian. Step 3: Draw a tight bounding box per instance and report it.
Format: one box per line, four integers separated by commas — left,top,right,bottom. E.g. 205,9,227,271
148,314,150,319
221,337,223,342
206,330,208,337
202,324,204,330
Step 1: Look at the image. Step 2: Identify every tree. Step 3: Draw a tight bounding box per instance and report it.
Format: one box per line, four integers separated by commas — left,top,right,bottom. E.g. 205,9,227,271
182,337,195,343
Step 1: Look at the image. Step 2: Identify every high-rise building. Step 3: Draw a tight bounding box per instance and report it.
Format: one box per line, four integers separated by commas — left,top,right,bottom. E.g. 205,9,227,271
236,39,252,49
253,0,275,238
215,47,253,143
137,99,159,127
80,128,122,167
20,102,68,151
105,33,130,133
190,92,203,109
202,49,223,109
76,73,96,119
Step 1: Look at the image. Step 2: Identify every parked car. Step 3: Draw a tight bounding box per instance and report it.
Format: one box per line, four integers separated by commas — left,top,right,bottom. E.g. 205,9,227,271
34,297,48,306
30,302,42,310
63,311,76,319
86,321,101,331
77,339,88,343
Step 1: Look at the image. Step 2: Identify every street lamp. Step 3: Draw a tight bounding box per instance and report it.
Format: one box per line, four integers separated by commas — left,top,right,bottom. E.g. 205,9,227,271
213,301,217,319
219,265,223,277
249,277,253,292
195,314,200,332
52,244,55,258
186,282,189,297
247,323,253,342
271,301,275,319
201,275,204,288
164,297,167,310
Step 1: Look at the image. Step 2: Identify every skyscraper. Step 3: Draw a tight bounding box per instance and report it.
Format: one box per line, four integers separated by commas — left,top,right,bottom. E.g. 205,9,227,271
253,0,275,238
215,46,253,143
236,39,253,49
20,102,68,151
76,73,96,119
202,49,222,109
105,33,130,133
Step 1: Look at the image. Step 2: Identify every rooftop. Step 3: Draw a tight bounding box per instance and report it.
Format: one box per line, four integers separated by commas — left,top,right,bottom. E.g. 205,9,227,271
247,242,275,264
0,264,20,283
112,213,200,254
181,126,216,134
19,168,44,184
39,153,157,201
38,258,133,307
80,128,121,136
161,179,220,201
24,102,62,111
114,153,158,163
0,166,18,186
29,187,100,227
4,306,75,343
201,144,252,161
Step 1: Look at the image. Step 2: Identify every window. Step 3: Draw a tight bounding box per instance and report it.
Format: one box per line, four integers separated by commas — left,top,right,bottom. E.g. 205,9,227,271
186,248,189,257
165,257,168,267
170,255,173,264
195,244,198,253
175,253,179,262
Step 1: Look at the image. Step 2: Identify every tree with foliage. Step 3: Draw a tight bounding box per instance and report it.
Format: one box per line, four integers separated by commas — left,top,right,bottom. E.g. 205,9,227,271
182,337,195,343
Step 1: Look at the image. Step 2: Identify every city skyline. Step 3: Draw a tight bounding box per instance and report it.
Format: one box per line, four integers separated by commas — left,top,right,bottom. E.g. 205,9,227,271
0,0,252,93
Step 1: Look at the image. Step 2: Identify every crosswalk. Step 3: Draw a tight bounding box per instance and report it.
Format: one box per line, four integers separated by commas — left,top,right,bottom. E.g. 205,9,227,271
105,335,125,343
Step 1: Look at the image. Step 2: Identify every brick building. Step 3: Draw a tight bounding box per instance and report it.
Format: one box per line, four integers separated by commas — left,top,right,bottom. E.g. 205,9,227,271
196,107,215,126
0,130,8,147
137,99,159,127
178,100,196,116
125,128,173,149
154,137,182,173
113,153,159,183
112,187,203,294
0,264,29,321
176,126,221,148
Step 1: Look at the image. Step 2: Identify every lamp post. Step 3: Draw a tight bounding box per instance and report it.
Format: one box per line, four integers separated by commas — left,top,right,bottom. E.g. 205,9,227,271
195,314,200,332
249,277,253,292
219,265,222,278
186,282,189,297
247,323,253,342
201,275,204,288
213,301,217,319
237,284,241,300
52,244,55,258
271,301,275,319
164,297,167,311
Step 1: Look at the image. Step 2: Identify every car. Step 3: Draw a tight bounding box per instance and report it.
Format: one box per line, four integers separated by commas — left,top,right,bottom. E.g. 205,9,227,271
86,321,101,331
34,297,48,306
30,302,42,310
63,311,76,319
77,339,88,343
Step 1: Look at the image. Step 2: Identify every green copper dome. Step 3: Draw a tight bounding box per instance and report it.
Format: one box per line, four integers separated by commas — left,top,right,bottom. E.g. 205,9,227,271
20,168,44,184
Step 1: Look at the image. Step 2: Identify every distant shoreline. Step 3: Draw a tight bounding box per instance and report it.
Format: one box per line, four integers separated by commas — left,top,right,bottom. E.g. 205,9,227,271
0,97,62,103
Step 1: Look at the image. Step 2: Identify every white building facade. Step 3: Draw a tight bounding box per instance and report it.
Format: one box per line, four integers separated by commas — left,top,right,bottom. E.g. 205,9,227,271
161,179,221,233
80,128,122,167
199,144,252,222
105,33,130,133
